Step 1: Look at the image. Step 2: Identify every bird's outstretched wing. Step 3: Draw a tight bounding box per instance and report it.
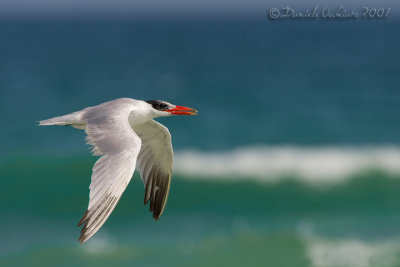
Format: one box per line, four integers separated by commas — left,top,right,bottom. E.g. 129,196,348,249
78,104,141,244
134,120,173,220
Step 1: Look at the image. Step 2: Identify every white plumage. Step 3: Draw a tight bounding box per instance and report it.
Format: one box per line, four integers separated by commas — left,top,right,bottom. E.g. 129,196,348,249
39,98,197,243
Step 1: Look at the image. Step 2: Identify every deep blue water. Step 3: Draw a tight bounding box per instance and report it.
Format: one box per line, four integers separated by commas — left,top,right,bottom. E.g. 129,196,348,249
1,18,400,154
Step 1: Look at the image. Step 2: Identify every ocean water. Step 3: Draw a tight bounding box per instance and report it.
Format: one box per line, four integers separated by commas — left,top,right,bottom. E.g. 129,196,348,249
1,18,400,266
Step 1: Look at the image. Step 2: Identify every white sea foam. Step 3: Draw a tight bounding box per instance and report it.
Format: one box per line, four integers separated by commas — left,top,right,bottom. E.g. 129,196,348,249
174,145,400,184
306,237,399,267
297,220,400,266
83,232,115,255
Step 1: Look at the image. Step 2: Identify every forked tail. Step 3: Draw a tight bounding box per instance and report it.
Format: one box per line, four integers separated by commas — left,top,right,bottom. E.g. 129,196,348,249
39,110,87,129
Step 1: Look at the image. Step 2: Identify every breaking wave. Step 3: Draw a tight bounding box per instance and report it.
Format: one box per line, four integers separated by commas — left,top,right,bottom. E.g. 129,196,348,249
305,236,399,267
173,145,400,184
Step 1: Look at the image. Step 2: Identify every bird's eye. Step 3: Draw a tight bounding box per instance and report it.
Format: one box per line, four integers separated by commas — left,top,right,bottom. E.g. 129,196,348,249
158,103,168,110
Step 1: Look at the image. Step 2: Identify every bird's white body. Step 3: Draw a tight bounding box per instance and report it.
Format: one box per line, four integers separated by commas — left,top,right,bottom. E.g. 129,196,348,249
39,98,197,243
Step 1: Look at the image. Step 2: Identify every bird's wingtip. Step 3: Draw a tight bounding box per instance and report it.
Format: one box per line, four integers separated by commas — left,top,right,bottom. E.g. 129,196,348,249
77,210,90,244
78,210,89,226
78,235,87,244
152,209,164,221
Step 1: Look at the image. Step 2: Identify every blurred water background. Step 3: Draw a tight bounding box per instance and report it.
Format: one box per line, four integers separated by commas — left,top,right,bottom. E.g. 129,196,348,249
1,11,400,267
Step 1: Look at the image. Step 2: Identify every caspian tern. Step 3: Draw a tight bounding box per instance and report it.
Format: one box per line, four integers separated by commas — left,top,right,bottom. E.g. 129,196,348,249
39,98,197,244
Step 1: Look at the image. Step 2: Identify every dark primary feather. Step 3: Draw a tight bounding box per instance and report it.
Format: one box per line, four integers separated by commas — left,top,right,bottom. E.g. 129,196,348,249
78,194,119,243
144,168,171,220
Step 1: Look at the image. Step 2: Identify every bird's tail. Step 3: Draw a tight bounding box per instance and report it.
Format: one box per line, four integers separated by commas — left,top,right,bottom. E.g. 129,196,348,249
39,110,87,129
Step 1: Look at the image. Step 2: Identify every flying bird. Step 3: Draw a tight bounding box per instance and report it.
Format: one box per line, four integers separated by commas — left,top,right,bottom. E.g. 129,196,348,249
39,98,197,244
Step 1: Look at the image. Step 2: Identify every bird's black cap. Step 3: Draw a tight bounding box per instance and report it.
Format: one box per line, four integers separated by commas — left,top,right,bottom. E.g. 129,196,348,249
145,100,170,111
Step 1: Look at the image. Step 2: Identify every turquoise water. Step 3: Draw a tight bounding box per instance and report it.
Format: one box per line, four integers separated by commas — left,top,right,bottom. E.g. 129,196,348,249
1,18,400,266
2,158,400,266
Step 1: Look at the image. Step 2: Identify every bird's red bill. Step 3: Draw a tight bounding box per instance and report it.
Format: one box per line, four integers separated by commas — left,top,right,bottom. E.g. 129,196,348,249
167,106,198,115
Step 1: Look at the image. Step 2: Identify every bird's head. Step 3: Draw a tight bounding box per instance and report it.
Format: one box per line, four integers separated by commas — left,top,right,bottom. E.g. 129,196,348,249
145,100,198,116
